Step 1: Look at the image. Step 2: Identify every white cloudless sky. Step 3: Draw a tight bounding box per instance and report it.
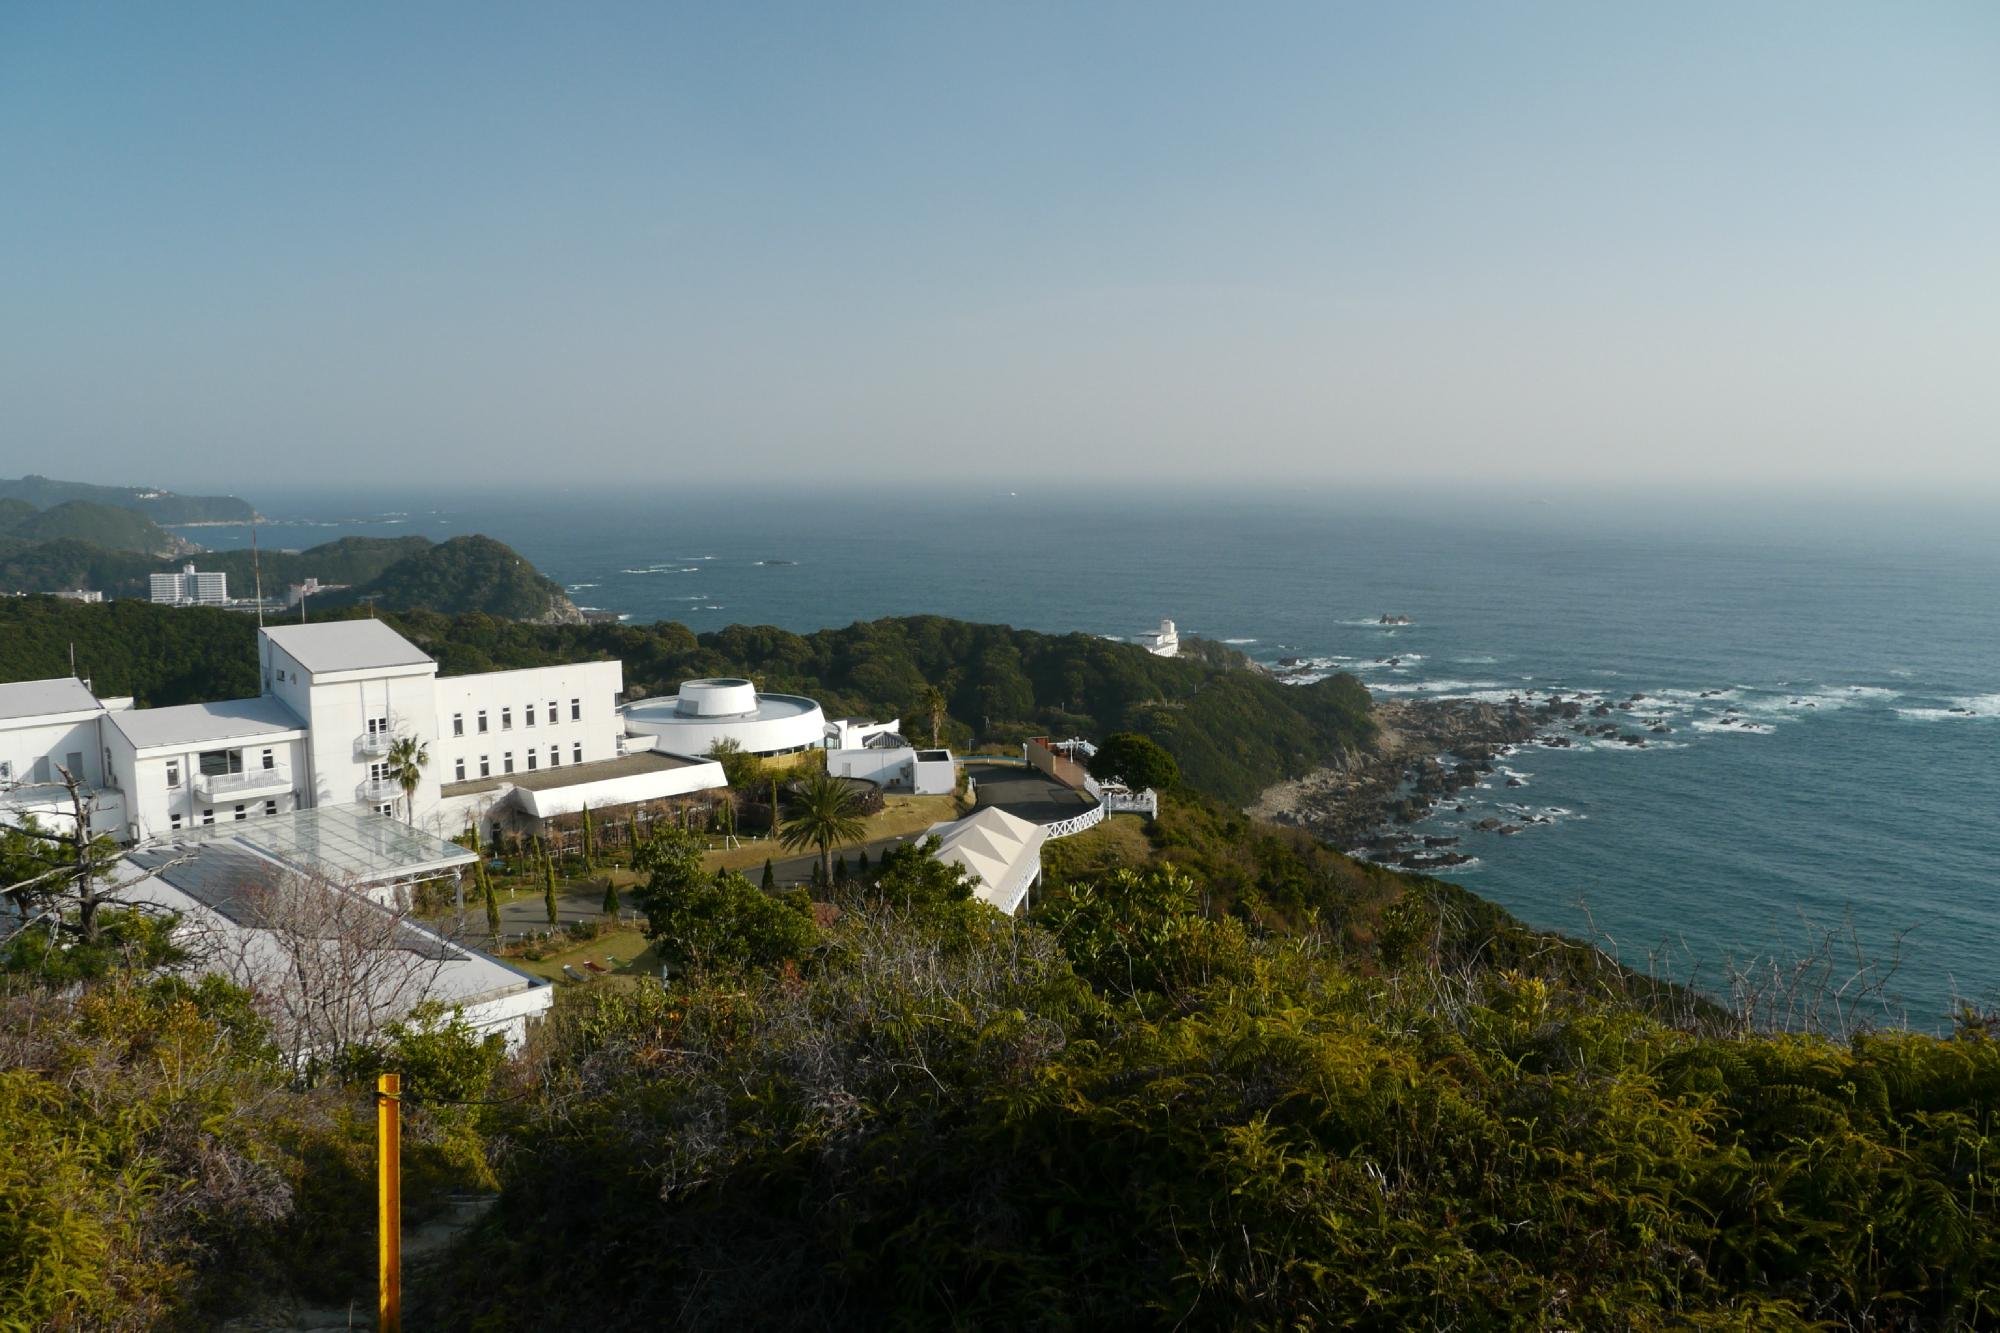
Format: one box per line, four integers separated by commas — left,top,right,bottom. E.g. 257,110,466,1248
2,2,1996,493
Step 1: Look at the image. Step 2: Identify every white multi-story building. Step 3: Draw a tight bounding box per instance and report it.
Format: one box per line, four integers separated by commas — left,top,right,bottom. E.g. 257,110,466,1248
1134,618,1179,657
2,619,727,845
150,564,229,606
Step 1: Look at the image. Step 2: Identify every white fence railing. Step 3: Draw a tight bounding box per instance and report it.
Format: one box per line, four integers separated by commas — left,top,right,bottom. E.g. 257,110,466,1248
1041,802,1106,841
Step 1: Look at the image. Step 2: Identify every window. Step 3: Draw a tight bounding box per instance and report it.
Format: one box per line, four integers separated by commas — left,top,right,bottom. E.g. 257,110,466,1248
479,755,491,778
260,748,275,771
165,761,181,789
503,751,515,775
234,805,247,821
526,703,536,727
573,742,583,765
170,814,182,831
527,750,538,771
201,809,215,826
501,707,513,731
455,758,466,782
376,803,395,818
264,799,278,816
452,713,464,737
477,710,489,734
0,760,10,780
548,700,558,724
198,749,242,777
571,698,581,721
549,745,560,768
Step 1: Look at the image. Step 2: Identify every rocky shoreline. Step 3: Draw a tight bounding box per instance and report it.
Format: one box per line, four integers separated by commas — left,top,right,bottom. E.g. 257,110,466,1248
1251,689,1666,871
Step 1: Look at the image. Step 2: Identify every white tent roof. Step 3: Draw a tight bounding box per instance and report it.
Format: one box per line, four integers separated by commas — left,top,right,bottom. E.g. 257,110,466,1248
924,806,1046,916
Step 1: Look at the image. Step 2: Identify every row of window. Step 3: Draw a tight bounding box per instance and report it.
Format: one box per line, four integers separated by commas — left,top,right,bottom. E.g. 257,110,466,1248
452,698,583,738
168,798,281,830
455,742,585,782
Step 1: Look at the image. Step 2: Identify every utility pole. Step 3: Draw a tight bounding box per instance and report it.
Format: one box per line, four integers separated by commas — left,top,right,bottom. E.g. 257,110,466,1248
377,1072,402,1333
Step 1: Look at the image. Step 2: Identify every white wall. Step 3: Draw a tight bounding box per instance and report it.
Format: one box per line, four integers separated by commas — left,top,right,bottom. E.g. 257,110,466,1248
432,661,625,802
828,746,914,788
0,713,107,789
116,735,311,839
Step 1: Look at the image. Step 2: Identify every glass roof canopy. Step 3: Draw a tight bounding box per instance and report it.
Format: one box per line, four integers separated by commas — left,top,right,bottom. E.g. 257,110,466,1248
168,804,475,886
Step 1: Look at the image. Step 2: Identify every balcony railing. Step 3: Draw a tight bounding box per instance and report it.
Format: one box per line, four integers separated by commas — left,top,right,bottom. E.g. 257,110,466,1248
357,731,394,757
192,765,291,802
356,777,402,804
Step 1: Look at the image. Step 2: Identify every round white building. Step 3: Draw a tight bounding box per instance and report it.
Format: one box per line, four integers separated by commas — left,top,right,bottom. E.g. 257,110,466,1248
622,678,826,757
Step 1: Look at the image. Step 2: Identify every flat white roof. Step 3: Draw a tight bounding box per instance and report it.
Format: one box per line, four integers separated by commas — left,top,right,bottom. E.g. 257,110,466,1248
262,620,434,674
106,696,306,751
0,676,102,722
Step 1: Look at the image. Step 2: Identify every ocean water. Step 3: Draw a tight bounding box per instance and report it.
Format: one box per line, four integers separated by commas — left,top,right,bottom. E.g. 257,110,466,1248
187,488,2000,1026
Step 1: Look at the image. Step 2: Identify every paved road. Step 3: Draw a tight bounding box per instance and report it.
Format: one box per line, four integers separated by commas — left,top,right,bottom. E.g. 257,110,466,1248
963,761,1097,825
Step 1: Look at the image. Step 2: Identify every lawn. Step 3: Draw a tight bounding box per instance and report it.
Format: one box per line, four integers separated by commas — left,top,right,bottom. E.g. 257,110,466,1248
509,926,662,984
697,793,962,873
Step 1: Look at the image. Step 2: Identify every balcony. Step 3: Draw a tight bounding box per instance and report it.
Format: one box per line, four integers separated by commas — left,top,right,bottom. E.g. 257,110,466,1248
357,731,395,758
193,764,292,803
356,776,402,804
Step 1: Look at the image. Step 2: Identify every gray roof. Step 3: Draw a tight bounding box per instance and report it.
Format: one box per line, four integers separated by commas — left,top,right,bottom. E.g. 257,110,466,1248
106,696,305,750
0,677,103,722
145,803,475,888
262,620,434,675
126,842,454,959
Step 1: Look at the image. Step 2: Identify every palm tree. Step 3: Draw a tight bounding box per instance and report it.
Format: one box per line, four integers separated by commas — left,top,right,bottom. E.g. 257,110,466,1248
386,735,429,825
919,684,948,749
779,771,868,883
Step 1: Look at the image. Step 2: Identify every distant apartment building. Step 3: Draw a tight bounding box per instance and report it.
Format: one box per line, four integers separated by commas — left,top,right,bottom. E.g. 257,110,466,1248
54,588,104,603
150,564,228,606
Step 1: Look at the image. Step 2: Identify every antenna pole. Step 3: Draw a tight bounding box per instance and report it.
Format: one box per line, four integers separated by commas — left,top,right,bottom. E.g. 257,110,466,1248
251,522,265,628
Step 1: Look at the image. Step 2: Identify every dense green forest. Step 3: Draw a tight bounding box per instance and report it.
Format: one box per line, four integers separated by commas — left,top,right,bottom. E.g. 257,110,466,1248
7,795,1993,1329
0,499,187,557
309,534,581,622
0,600,1369,802
0,530,569,619
0,473,256,523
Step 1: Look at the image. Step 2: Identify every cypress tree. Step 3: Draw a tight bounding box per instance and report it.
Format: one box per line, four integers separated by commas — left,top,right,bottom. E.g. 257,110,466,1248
834,853,850,882
478,859,501,940
761,858,775,890
856,848,870,874
602,877,621,917
543,849,560,926
581,804,597,870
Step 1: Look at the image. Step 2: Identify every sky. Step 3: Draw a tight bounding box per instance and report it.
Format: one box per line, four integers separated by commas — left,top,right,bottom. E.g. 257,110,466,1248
2,3,1997,494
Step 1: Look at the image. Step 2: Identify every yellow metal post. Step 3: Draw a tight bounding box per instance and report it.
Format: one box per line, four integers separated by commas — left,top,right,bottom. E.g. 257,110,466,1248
377,1071,401,1333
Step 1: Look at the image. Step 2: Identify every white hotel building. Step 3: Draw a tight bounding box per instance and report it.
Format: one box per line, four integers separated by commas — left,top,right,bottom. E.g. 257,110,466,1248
2,619,728,846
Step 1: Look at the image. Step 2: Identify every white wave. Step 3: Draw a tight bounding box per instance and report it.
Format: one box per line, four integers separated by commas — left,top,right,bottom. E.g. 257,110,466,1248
1897,693,2000,721
1367,679,1507,695
1454,655,1499,665
1223,638,1258,644
566,582,599,590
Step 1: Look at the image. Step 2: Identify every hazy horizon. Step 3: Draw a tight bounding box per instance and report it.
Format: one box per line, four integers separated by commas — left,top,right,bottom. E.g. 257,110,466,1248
4,3,1997,491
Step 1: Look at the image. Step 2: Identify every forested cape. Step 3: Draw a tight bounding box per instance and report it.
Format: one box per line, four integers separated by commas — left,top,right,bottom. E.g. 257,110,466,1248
0,599,1368,802
0,532,577,622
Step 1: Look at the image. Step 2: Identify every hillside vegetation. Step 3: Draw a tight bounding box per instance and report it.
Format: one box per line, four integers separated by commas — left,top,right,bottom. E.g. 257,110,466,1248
0,499,188,557
311,534,583,623
0,473,256,523
0,600,1367,800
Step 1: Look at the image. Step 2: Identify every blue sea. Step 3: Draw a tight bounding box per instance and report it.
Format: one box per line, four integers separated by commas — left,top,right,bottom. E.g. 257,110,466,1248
184,487,2000,1027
